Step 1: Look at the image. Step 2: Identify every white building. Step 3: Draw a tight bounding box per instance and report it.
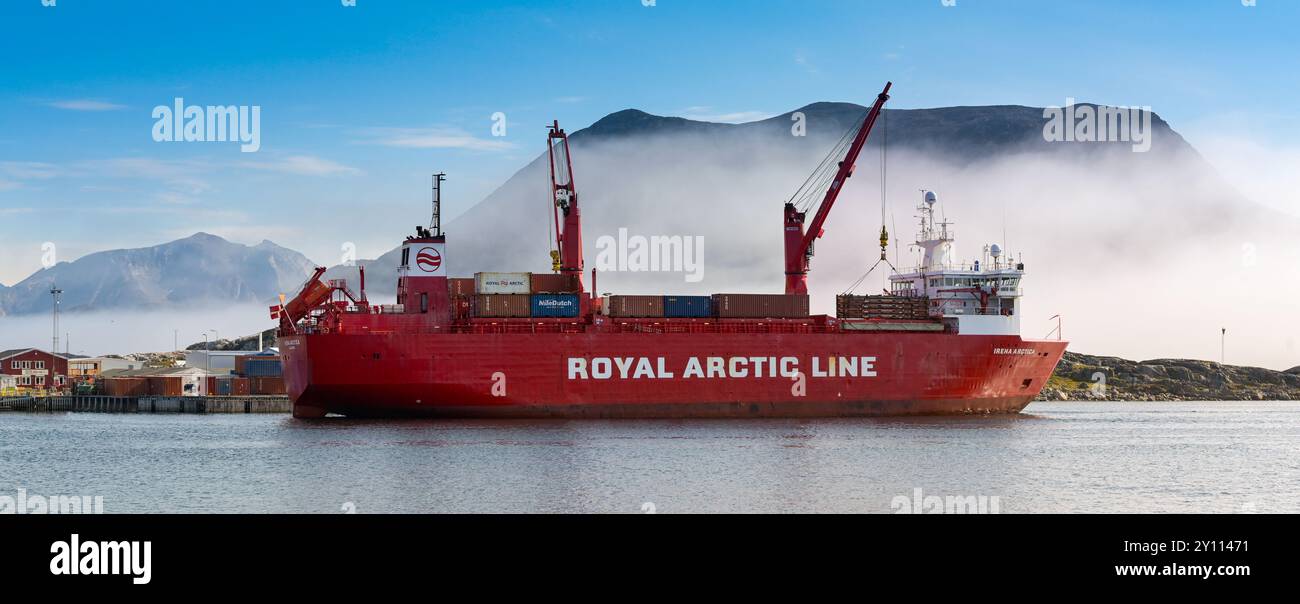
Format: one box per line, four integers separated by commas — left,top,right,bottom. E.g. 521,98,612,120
184,350,253,375
69,357,142,378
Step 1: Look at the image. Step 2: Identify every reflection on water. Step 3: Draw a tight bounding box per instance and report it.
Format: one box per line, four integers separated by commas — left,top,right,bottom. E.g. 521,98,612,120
2,402,1296,513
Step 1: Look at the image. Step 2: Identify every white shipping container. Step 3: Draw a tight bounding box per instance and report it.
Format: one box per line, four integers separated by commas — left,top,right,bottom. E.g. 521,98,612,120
474,272,532,295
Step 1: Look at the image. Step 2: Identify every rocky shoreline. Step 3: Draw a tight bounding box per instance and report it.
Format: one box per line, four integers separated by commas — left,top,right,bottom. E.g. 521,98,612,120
1037,352,1300,401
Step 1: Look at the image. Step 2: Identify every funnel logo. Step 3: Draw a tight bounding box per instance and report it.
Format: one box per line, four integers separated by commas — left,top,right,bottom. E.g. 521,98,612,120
415,247,442,272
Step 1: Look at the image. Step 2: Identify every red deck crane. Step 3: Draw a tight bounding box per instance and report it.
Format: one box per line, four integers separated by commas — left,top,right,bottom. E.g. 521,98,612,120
783,82,892,295
548,120,585,293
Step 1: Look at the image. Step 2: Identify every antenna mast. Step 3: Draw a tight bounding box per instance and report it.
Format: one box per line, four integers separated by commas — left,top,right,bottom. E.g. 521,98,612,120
50,284,62,393
431,172,445,237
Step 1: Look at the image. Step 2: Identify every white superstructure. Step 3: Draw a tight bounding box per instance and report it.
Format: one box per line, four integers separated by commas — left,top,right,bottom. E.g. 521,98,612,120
888,191,1024,335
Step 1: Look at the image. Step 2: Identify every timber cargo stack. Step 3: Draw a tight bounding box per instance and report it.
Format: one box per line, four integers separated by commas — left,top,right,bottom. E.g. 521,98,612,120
836,294,931,320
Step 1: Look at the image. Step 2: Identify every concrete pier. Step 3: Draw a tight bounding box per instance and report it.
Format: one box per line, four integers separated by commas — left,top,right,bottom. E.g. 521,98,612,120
0,395,290,414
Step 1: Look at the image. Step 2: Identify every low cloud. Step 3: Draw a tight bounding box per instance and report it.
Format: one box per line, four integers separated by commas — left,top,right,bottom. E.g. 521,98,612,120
47,99,127,111
353,126,515,151
239,155,362,176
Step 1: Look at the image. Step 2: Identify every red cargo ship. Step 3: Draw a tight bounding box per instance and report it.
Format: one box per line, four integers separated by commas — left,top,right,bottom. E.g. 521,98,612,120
277,83,1067,418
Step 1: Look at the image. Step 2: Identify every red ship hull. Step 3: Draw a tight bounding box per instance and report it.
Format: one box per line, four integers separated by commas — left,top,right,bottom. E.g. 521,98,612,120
279,327,1067,419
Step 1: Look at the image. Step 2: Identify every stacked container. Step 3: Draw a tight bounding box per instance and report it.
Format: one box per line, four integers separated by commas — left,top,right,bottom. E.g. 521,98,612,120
250,376,285,395
663,295,713,318
474,294,532,318
530,272,580,293
448,278,476,297
712,294,810,318
531,294,580,317
607,295,665,318
244,357,282,377
475,272,531,294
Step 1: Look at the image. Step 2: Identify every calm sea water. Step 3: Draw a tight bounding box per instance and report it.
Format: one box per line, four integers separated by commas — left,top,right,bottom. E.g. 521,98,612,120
2,401,1296,513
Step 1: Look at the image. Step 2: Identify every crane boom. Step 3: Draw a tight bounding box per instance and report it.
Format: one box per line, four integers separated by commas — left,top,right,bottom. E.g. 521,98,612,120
548,121,585,292
783,81,891,295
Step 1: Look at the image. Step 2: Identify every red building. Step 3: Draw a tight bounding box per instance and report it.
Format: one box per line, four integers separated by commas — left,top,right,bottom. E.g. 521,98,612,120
0,348,70,392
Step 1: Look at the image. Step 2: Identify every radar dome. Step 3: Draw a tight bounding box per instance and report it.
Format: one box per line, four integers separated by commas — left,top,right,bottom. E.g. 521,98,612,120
924,191,937,205
990,244,1002,258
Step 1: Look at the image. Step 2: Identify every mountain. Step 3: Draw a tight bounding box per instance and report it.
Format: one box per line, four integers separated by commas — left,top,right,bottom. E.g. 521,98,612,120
325,100,1298,369
0,233,317,315
325,101,1206,293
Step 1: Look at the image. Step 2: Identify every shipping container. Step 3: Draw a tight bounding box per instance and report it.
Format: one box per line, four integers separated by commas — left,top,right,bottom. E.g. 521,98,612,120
530,272,579,293
231,377,251,396
531,294,580,317
147,376,183,397
244,357,283,377
104,377,149,397
474,294,532,318
475,272,531,295
250,376,285,395
712,293,810,318
663,295,713,317
607,295,665,318
216,377,234,396
448,278,475,297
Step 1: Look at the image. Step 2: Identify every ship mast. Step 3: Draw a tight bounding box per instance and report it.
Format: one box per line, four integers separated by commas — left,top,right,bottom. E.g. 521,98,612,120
548,121,584,292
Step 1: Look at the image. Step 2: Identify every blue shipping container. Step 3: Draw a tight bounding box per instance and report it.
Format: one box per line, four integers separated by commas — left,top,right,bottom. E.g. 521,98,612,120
245,359,283,377
531,294,580,317
663,295,713,317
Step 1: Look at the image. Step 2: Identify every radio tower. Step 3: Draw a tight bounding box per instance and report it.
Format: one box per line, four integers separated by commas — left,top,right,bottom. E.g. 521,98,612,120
51,284,62,393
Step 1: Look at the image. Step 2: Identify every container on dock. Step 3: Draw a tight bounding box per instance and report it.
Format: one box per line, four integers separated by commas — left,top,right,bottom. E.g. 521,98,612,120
147,376,183,397
475,272,531,295
250,376,285,395
712,293,809,318
663,295,713,318
474,294,532,318
104,377,149,397
530,272,580,293
607,295,665,318
531,294,580,317
231,377,251,396
448,278,476,297
244,357,283,377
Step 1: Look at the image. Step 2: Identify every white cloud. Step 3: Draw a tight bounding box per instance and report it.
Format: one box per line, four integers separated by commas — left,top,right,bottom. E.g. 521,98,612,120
47,99,127,111
353,127,515,151
794,51,819,74
239,155,362,176
80,158,211,195
0,161,58,180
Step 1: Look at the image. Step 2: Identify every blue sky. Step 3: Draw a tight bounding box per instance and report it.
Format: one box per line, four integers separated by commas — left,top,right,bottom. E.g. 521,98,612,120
1,0,1297,285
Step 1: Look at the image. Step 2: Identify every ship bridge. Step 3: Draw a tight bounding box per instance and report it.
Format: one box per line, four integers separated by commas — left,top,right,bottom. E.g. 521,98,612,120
887,191,1024,336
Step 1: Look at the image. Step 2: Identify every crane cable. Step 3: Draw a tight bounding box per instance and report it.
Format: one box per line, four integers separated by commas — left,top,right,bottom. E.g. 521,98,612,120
843,105,897,294
787,108,868,213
